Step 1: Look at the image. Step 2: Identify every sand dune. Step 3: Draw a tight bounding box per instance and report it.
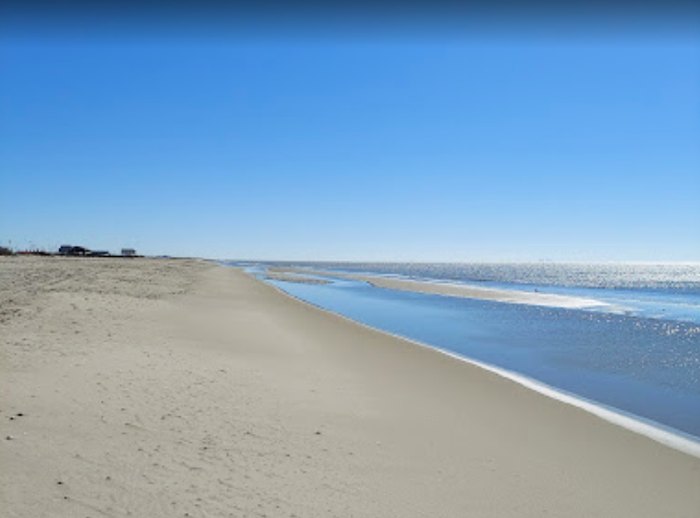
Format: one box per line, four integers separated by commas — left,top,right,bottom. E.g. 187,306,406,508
1,257,698,517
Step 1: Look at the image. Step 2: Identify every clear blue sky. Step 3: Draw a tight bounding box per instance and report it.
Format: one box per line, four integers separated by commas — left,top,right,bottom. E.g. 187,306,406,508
1,17,699,260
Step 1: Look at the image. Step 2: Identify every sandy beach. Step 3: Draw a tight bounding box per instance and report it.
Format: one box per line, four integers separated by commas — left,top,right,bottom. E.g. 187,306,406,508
1,257,699,517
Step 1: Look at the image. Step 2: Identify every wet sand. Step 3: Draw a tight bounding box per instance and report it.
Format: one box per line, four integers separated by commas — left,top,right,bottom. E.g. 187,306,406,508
1,257,698,517
264,272,331,284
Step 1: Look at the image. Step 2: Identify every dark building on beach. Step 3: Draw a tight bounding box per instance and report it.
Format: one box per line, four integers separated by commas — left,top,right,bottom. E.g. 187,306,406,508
58,245,89,256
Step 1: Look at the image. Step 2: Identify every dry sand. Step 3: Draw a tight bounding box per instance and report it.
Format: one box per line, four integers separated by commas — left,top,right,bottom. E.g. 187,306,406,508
1,257,699,517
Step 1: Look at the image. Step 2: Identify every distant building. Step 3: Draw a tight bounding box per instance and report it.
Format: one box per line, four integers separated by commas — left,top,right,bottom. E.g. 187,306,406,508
121,248,136,257
58,245,89,256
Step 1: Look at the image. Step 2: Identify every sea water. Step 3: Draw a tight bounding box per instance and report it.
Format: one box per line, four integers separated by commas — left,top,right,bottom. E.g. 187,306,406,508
234,262,700,442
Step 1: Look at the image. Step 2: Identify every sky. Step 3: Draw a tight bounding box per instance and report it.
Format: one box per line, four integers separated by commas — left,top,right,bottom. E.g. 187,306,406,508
1,5,699,261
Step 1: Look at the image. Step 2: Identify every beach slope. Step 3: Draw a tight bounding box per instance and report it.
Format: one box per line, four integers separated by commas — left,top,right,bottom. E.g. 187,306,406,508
1,258,698,517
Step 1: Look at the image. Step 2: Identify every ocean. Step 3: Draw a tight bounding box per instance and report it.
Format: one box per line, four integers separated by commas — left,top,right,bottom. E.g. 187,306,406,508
233,262,700,445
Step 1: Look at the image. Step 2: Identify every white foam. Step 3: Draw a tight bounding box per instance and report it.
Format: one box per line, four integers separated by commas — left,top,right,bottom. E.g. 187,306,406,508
424,280,607,308
434,349,700,458
363,276,610,309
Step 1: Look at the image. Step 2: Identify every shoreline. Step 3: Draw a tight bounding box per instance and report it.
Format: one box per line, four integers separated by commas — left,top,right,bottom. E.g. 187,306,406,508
2,257,699,517
260,272,700,458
